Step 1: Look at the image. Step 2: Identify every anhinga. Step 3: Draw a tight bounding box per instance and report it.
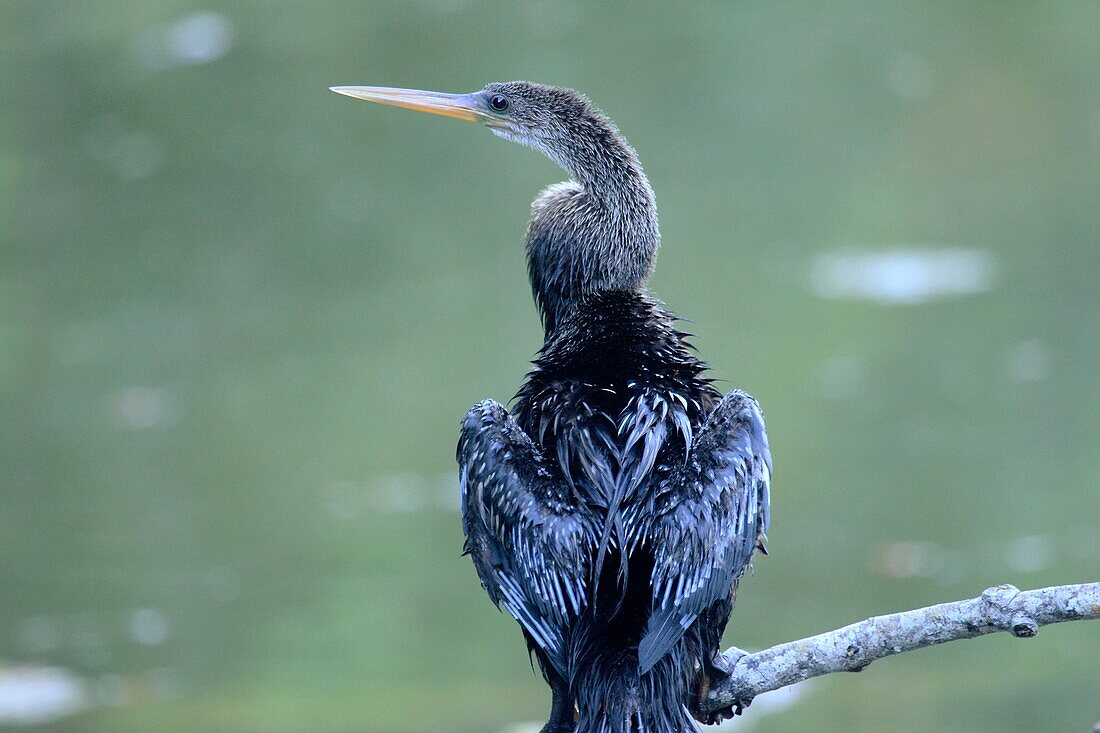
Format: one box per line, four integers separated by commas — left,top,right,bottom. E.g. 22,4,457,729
333,82,771,733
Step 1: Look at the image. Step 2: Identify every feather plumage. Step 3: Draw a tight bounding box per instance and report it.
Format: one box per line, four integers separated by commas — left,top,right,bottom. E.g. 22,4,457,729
639,390,771,674
442,82,772,733
459,399,595,677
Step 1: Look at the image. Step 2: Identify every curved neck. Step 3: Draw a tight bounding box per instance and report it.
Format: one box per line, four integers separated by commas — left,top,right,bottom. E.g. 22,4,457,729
525,123,660,335
548,118,655,208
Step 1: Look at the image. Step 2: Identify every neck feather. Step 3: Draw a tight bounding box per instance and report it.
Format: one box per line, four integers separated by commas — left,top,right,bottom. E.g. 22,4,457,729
525,123,660,335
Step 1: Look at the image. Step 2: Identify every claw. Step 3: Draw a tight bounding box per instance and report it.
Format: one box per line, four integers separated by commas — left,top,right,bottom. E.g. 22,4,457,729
692,648,753,724
701,686,753,725
712,647,748,675
699,697,752,725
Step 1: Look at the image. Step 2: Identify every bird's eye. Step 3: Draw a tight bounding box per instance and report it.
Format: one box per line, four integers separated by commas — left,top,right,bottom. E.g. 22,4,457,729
489,94,510,112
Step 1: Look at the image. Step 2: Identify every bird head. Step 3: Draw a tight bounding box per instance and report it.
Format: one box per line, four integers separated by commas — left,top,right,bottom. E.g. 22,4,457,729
333,80,658,332
330,81,613,175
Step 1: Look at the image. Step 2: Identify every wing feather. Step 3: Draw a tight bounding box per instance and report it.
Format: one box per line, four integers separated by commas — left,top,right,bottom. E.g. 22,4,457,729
458,399,593,677
638,390,771,674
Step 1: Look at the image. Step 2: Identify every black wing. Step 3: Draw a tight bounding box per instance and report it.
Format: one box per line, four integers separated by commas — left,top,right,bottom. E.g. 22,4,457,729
458,399,594,677
638,390,771,674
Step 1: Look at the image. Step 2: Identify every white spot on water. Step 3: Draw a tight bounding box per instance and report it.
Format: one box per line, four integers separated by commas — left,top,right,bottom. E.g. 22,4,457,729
0,666,89,725
373,474,429,513
128,608,169,646
811,248,997,304
1005,534,1052,574
875,541,945,579
133,12,235,70
109,387,177,429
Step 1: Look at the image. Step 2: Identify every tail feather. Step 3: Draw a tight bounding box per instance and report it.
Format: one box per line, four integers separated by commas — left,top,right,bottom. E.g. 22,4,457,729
574,648,697,733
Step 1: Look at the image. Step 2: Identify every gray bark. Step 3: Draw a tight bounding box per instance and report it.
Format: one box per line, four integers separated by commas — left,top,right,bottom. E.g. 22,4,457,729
706,582,1100,713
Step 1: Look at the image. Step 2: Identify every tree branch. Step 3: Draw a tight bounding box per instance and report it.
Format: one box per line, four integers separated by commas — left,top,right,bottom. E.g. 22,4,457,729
706,582,1100,713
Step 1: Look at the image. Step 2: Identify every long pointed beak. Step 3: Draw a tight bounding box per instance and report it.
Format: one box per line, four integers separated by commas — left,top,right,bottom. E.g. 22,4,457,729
330,86,490,124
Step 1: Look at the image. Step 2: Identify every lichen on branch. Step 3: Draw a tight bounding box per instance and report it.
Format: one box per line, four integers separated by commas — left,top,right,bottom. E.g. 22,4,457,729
706,582,1100,713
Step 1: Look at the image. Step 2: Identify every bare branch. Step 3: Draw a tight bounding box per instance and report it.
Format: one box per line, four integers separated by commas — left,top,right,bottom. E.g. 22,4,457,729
706,582,1100,712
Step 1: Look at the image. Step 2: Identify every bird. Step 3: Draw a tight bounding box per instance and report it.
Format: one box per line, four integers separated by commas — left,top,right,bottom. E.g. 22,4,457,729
332,81,771,733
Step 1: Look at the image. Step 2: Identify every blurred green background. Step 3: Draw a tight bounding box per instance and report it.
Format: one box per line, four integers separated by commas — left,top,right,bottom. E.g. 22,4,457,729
1,2,1098,732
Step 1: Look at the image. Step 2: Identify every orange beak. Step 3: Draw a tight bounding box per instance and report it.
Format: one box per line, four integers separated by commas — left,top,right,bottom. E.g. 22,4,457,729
330,86,492,124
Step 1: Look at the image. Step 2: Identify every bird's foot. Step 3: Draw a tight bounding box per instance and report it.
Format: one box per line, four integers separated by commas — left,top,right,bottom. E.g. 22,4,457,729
698,695,753,726
710,647,747,676
692,648,753,725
